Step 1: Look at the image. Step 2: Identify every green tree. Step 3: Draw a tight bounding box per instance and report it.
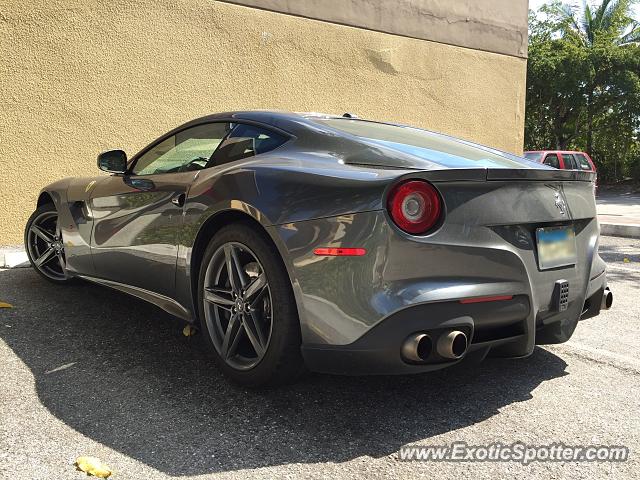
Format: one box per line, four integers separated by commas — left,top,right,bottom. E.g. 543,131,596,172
552,0,639,154
526,1,640,182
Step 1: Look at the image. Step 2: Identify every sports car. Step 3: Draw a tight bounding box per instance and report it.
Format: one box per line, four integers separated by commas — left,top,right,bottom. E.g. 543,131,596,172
24,111,613,386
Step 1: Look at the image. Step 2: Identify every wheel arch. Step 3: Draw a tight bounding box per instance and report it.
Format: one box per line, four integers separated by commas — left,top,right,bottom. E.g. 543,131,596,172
37,191,55,208
188,209,299,322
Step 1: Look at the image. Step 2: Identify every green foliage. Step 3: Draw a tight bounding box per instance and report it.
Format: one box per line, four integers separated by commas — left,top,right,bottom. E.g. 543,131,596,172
525,0,640,182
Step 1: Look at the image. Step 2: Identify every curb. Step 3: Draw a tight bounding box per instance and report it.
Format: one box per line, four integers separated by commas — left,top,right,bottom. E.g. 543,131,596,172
600,223,640,239
1,248,29,269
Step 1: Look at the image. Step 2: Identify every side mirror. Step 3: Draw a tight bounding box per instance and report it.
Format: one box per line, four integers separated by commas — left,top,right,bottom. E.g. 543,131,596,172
97,150,128,174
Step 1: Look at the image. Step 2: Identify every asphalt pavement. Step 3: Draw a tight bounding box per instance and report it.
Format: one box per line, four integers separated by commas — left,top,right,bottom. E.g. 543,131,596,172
0,236,639,479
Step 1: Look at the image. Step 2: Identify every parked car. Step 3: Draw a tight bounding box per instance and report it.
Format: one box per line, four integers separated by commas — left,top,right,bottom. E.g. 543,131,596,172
524,150,596,173
524,150,598,193
25,112,612,386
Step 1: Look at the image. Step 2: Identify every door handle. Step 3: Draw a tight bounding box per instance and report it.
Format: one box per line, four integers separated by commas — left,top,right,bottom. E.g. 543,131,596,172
171,193,186,207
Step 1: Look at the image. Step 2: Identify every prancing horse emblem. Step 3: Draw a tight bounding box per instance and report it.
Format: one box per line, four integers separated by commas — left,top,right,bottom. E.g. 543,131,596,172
554,191,567,216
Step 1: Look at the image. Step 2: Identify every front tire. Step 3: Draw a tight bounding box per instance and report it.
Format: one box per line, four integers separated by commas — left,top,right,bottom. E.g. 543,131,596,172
197,223,304,387
24,203,73,284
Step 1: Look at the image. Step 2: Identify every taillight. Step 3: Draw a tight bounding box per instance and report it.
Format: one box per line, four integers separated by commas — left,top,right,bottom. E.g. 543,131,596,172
387,180,442,234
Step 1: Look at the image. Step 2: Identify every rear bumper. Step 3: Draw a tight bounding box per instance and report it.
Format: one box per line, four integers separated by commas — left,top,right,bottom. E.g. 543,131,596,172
302,277,609,375
302,296,530,375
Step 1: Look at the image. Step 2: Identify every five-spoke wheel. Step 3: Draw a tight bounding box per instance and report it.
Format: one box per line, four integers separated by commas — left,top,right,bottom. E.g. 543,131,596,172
25,204,69,282
197,223,304,386
203,242,273,370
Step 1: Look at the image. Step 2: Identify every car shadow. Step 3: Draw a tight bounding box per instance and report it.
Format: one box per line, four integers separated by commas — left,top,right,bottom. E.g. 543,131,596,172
597,240,640,283
0,268,568,476
598,240,640,263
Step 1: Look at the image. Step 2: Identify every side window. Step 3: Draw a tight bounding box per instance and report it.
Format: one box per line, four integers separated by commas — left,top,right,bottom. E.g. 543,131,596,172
210,123,289,166
575,153,592,171
562,154,577,170
132,123,231,175
543,154,560,169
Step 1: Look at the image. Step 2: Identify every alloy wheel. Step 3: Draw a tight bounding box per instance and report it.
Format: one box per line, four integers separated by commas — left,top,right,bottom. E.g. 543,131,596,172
203,242,273,370
27,210,67,281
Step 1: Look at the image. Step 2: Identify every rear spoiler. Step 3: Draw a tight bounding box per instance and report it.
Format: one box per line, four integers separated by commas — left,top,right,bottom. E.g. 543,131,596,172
485,168,595,182
387,168,597,183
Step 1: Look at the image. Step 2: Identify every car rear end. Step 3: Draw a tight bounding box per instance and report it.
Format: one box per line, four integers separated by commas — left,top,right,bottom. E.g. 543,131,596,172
274,117,611,374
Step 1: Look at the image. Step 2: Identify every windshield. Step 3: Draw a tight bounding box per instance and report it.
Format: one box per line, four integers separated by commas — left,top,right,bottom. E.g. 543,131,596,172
312,118,542,169
524,152,543,162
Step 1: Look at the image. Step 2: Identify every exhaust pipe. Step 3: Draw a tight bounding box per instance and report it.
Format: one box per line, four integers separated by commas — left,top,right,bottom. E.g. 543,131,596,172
436,330,468,360
401,333,433,363
601,288,613,310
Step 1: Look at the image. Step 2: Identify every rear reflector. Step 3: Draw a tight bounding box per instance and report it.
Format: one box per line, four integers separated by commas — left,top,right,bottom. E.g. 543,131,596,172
313,248,367,256
459,295,513,304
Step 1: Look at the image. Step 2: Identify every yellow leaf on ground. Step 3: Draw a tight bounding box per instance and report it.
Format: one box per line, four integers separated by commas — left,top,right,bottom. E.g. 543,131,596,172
183,324,197,337
0,302,12,308
74,456,112,478
623,257,630,263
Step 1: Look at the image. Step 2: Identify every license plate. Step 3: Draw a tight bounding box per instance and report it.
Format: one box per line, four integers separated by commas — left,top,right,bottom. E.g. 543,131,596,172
536,226,577,270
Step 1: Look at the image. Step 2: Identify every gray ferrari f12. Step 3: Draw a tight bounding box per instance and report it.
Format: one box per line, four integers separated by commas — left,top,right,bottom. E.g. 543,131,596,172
25,111,612,386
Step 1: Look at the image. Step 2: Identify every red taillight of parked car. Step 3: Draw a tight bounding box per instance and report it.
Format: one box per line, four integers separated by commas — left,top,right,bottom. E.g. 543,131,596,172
387,180,442,234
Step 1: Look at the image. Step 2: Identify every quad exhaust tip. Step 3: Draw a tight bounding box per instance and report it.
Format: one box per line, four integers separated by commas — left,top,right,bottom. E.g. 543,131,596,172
401,333,433,363
601,288,613,310
436,330,468,360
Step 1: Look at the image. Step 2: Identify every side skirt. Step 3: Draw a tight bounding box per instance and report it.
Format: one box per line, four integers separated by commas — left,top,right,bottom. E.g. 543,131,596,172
77,275,193,321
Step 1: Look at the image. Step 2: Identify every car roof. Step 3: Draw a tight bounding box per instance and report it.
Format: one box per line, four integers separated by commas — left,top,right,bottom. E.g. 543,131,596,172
170,110,361,137
524,150,589,155
175,111,547,168
185,110,355,121
180,110,346,125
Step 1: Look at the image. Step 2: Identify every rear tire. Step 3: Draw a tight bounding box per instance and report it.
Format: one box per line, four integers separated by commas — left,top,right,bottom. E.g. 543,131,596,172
197,222,305,387
24,203,74,284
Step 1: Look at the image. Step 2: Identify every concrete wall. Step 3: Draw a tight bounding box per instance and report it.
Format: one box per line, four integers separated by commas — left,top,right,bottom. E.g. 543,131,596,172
0,0,527,245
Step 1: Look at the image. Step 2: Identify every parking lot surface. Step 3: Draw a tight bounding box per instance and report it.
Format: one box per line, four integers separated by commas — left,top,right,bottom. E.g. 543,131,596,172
597,192,640,228
1,236,639,479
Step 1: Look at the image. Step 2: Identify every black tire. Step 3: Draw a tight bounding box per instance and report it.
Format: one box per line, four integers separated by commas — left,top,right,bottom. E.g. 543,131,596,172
24,203,75,284
197,222,305,387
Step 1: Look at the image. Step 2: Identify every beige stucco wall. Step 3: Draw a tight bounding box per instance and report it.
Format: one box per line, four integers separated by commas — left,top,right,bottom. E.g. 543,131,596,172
0,0,526,245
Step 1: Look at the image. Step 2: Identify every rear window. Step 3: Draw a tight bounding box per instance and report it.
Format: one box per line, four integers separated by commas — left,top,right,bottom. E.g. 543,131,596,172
312,118,541,169
524,152,543,162
575,153,593,171
210,124,288,166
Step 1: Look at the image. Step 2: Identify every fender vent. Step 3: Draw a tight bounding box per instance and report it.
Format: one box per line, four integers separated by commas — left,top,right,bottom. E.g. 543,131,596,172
554,280,569,312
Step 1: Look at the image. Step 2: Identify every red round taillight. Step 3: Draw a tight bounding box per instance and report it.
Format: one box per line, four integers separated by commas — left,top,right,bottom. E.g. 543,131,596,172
387,180,442,234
